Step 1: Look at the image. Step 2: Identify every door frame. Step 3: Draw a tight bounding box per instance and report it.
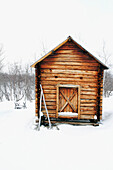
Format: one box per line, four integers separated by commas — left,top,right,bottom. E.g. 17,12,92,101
56,84,81,119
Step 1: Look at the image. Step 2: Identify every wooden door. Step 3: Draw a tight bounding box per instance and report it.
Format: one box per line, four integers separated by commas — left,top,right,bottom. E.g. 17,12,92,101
56,85,80,118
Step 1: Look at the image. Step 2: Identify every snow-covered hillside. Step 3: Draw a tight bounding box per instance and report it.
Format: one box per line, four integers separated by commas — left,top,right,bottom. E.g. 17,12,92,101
0,97,113,170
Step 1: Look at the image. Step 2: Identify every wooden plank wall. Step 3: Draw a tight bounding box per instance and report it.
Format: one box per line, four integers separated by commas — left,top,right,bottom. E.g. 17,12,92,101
35,41,104,120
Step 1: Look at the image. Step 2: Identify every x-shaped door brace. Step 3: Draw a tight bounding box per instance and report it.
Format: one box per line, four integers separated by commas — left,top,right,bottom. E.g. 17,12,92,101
59,89,77,112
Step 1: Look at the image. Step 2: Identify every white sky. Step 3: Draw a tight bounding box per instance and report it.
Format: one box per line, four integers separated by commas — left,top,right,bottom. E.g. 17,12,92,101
0,0,113,70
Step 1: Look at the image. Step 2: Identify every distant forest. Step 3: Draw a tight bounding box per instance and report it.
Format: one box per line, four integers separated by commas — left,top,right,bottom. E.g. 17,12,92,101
0,61,35,102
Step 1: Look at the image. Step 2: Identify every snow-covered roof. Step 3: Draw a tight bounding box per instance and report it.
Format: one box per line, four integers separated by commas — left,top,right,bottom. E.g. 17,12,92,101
31,36,108,69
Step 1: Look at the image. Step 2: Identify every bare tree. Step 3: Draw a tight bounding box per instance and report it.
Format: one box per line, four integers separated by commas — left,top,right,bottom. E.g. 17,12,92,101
0,45,4,101
98,41,113,97
98,41,111,66
6,62,35,102
22,63,35,102
0,45,4,72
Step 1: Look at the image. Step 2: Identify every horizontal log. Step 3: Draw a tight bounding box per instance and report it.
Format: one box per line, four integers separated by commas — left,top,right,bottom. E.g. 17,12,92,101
59,47,80,50
100,88,103,92
41,73,98,79
41,101,56,106
81,103,96,107
41,61,99,66
41,80,98,87
81,95,97,99
43,90,56,94
55,49,80,54
36,105,39,109
100,115,102,120
41,108,56,112
41,109,56,114
55,50,92,57
100,91,103,95
36,104,56,110
58,115,78,119
44,98,56,101
99,111,102,115
100,96,103,100
42,85,56,90
48,55,95,62
100,107,102,111
100,84,103,88
35,113,38,117
41,105,56,110
35,98,38,101
80,115,94,119
35,89,38,92
81,91,97,95
44,94,56,98
35,109,38,114
81,107,96,111
100,110,102,114
80,110,96,114
80,99,96,103
40,64,98,71
59,45,81,50
81,85,98,88
44,57,98,63
42,113,56,118
81,88,97,92
41,69,98,75
41,77,98,82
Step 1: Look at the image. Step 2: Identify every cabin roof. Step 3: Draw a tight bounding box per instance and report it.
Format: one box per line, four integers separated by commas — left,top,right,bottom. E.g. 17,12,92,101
31,36,108,69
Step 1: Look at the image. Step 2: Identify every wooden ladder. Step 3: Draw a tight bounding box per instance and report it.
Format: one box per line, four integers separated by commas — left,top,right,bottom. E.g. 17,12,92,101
38,84,51,130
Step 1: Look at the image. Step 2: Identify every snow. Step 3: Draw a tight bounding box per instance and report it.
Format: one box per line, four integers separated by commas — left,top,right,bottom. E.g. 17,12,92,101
58,112,78,116
0,97,113,170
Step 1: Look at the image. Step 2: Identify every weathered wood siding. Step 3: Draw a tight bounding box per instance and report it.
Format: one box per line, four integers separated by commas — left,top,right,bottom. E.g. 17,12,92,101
35,41,104,120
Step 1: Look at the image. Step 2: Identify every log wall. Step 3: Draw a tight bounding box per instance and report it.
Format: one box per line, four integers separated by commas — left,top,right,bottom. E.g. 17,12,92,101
35,64,41,117
35,41,104,120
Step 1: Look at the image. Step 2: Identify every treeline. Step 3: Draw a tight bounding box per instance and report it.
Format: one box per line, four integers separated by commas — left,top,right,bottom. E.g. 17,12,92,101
0,63,35,102
104,71,113,97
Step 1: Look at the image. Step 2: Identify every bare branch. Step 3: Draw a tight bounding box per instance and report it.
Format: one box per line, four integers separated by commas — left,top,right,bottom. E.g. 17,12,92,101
0,45,4,71
98,41,112,66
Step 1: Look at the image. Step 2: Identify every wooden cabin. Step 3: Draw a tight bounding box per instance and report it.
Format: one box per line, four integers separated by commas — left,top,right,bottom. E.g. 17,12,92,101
31,36,108,125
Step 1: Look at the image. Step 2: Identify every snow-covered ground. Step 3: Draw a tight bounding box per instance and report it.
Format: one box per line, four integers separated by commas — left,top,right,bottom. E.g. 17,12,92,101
0,97,113,170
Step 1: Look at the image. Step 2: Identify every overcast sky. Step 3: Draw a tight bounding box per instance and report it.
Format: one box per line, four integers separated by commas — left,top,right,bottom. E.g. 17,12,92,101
0,0,113,69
